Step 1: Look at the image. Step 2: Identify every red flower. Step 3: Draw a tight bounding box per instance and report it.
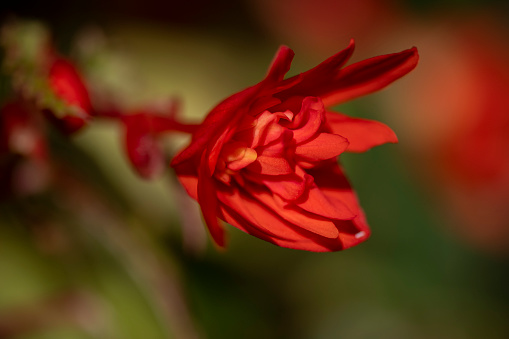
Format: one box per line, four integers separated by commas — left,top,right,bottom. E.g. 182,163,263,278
119,102,198,179
172,41,418,251
45,58,92,134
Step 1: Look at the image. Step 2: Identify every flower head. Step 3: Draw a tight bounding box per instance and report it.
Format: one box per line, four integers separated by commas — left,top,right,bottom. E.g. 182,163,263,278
119,101,198,179
172,41,418,251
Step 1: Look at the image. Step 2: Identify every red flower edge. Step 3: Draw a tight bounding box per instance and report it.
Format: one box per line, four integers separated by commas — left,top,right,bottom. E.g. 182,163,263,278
171,41,418,252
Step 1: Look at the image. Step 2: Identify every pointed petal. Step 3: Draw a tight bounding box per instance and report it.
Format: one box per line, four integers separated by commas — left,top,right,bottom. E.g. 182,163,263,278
326,111,398,152
275,45,418,107
304,39,356,78
264,46,295,83
321,47,419,106
275,40,355,101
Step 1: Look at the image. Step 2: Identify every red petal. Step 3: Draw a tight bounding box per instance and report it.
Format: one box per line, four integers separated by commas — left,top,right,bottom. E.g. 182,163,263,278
264,46,295,83
275,40,355,101
296,182,356,220
171,86,259,168
247,111,291,148
174,160,199,200
275,44,418,107
333,215,371,250
308,162,361,212
300,164,371,250
217,186,307,241
295,133,349,161
256,129,293,157
220,203,344,252
248,96,282,117
48,58,91,112
245,170,309,201
320,47,419,106
246,155,293,175
178,175,199,201
221,142,258,171
197,153,226,247
227,148,258,171
307,162,371,249
326,111,398,152
218,184,362,249
290,97,326,144
216,180,364,252
252,188,340,238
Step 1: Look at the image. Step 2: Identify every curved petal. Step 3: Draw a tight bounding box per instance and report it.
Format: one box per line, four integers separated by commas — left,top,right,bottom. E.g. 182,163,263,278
307,161,360,209
242,169,309,201
326,111,398,152
264,174,308,201
217,186,310,241
296,182,356,220
307,162,371,249
251,188,340,238
295,132,349,162
290,97,326,143
220,203,345,252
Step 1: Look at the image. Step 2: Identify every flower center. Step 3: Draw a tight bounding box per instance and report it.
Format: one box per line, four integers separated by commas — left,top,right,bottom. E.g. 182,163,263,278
215,141,258,184
213,96,331,193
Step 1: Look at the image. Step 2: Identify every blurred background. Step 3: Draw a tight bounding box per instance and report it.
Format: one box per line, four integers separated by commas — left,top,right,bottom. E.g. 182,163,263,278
1,0,509,338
